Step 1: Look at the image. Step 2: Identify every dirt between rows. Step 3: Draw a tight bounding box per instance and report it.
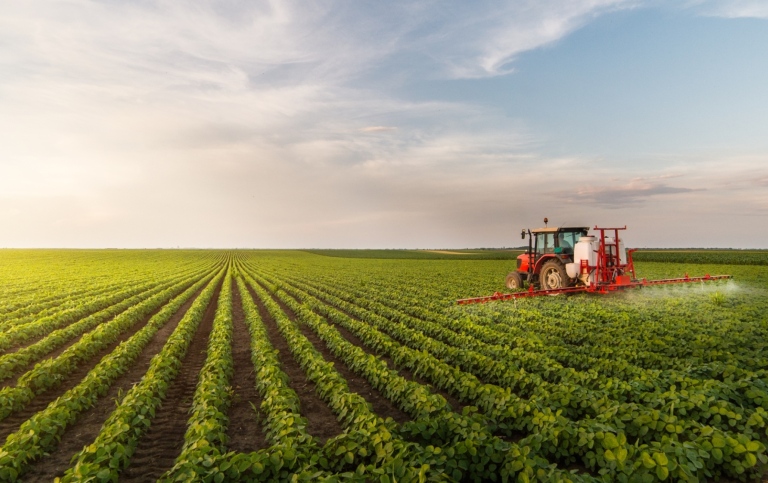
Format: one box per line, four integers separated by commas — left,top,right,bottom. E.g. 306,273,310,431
0,298,169,445
263,283,411,425
20,282,207,481
225,278,268,453
287,283,466,413
244,283,344,444
2,287,150,356
332,310,466,413
119,279,223,482
3,293,158,388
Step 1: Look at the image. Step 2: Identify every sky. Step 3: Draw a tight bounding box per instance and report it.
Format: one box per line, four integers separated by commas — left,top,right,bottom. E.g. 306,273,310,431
1,0,767,249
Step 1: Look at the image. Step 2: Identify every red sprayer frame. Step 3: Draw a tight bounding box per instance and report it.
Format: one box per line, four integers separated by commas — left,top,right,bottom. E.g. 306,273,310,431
457,226,732,305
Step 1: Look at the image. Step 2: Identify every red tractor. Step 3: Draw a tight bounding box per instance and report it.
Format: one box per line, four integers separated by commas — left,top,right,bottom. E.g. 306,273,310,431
506,222,588,290
457,218,731,305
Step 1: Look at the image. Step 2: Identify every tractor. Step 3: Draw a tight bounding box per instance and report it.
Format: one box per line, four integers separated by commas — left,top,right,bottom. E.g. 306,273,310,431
506,220,588,290
457,218,731,305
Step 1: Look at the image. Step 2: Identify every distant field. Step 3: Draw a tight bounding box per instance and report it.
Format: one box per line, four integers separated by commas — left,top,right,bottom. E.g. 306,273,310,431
305,249,523,259
307,248,768,265
632,249,768,265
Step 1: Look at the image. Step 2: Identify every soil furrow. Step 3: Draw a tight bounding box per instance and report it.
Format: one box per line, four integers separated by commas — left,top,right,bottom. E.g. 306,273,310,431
288,283,467,413
2,287,151,355
119,280,223,482
259,280,411,425
330,313,466,414
2,301,148,388
20,283,207,482
0,302,167,444
225,278,268,453
244,283,344,444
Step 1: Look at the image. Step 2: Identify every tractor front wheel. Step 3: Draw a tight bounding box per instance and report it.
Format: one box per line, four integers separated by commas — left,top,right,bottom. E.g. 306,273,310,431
506,272,524,290
539,260,569,290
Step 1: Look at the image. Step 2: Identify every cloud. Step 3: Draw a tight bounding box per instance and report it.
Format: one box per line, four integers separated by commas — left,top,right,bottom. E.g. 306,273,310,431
690,0,768,19
414,0,641,78
360,126,398,133
553,179,700,207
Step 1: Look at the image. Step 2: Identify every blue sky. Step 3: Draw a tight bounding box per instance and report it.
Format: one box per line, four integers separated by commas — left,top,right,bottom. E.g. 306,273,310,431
1,1,766,248
404,8,768,157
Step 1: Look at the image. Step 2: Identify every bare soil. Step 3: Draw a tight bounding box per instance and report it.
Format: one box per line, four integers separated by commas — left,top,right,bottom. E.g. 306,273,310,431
119,280,223,482
244,283,344,444
225,278,268,453
20,282,206,481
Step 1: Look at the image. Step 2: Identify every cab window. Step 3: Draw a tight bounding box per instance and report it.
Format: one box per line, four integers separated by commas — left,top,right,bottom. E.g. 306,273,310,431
558,232,579,249
536,233,555,254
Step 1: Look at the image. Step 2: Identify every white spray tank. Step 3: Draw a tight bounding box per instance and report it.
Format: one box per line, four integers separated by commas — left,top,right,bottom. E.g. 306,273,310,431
566,235,598,285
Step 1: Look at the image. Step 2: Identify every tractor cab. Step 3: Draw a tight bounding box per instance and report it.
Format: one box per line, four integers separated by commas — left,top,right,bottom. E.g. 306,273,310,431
531,228,585,256
506,221,589,290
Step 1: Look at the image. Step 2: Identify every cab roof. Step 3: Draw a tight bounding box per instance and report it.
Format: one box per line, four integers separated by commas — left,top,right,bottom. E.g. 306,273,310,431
531,227,589,234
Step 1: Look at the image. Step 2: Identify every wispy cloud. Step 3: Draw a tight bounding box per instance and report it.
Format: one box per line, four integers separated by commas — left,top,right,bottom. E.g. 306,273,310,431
689,0,768,19
359,126,398,133
412,0,641,77
554,179,700,207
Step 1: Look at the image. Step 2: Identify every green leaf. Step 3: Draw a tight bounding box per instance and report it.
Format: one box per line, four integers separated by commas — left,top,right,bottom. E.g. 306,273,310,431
603,433,619,450
616,447,628,463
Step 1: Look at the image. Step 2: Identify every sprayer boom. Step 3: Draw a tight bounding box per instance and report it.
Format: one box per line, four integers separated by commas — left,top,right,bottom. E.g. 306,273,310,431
457,274,732,305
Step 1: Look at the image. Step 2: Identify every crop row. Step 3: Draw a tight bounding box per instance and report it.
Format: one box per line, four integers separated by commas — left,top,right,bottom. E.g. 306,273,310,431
241,268,439,480
0,278,175,352
244,262,766,481
61,265,226,481
0,269,218,481
264,267,767,449
0,256,214,331
0,251,223,318
163,267,235,480
284,266,767,416
0,270,216,424
0,267,212,383
296,267,764,378
244,266,595,483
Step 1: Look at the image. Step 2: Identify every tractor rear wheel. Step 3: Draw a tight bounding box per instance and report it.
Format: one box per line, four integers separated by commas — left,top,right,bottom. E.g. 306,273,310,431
539,260,569,290
506,272,524,290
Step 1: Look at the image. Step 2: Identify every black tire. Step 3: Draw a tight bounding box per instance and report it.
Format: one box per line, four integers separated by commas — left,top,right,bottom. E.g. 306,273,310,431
506,272,524,290
539,259,569,290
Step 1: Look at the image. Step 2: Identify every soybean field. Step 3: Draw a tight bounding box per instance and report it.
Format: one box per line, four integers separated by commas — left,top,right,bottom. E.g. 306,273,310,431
0,250,766,482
